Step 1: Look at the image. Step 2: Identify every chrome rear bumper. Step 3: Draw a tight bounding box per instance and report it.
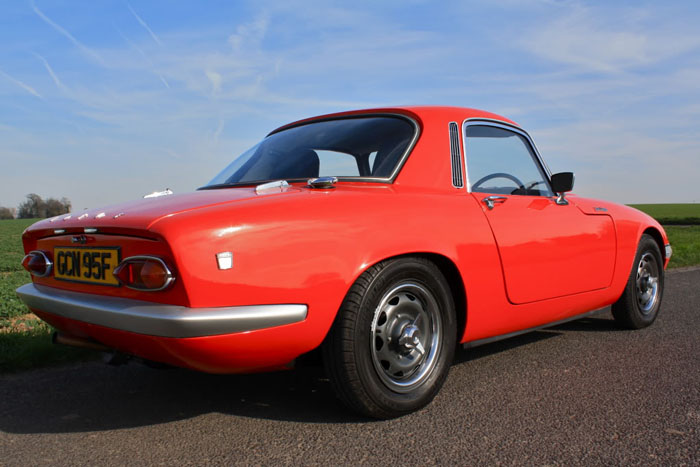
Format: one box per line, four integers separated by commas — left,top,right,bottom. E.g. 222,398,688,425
16,283,307,338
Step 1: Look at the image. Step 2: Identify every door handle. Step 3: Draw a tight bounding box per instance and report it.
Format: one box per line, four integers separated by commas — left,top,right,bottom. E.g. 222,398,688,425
482,195,507,210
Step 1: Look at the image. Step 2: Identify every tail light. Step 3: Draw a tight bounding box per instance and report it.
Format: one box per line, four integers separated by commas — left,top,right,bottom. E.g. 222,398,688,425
22,251,53,277
113,256,175,291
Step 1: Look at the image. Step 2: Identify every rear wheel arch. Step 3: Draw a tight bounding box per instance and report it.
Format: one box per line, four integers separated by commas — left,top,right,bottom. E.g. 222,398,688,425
322,254,461,418
413,253,467,343
342,252,467,346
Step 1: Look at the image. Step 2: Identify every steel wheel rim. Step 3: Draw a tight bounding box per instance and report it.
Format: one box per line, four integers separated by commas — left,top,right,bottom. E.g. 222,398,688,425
636,252,660,314
370,283,442,393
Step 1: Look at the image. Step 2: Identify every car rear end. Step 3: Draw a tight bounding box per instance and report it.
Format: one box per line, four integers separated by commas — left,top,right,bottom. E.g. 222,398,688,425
16,203,310,373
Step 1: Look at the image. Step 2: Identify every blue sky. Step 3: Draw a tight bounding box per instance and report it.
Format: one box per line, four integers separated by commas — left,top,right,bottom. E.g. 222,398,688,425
1,0,699,211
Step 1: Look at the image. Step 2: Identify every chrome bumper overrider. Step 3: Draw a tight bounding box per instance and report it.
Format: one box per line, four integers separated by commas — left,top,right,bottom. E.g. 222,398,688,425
16,283,307,338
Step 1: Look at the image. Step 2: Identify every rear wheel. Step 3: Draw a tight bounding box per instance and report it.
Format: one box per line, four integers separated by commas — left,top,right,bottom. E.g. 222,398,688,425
612,234,664,329
322,257,456,419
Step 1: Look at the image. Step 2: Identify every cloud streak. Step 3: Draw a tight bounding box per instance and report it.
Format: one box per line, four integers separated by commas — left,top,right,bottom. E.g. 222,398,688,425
2,1,699,211
31,0,104,65
0,68,43,98
33,53,67,91
116,28,170,89
127,3,162,46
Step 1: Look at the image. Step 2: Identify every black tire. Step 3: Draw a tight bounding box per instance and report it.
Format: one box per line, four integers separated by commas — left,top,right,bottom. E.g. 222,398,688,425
612,234,664,329
322,257,456,419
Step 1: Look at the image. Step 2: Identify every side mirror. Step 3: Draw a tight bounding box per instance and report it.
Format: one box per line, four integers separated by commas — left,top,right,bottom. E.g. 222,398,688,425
550,172,575,205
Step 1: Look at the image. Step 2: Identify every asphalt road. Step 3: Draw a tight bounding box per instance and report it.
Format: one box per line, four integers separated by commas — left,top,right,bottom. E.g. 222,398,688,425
1,268,698,466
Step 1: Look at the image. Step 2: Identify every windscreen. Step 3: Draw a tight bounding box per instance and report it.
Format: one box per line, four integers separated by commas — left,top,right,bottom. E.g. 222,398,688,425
203,115,416,187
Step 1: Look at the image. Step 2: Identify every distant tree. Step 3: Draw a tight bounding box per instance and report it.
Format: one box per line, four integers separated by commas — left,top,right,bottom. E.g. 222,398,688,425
0,206,15,220
17,194,71,219
60,197,71,213
45,197,71,217
17,193,44,218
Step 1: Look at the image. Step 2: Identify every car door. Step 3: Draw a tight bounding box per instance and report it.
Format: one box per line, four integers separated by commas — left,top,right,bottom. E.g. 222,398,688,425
463,121,616,304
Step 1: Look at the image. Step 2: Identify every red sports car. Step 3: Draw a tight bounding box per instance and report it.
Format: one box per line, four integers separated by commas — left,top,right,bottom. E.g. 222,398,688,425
17,106,670,418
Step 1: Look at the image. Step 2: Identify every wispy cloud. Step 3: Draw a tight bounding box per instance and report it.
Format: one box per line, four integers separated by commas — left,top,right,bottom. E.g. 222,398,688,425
3,1,699,210
228,15,268,52
205,70,223,94
521,4,700,73
33,52,67,91
127,3,162,46
0,68,43,98
31,0,104,65
212,119,224,143
116,28,170,89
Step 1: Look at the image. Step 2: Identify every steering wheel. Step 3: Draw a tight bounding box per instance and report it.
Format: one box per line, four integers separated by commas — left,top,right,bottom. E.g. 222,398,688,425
471,172,525,192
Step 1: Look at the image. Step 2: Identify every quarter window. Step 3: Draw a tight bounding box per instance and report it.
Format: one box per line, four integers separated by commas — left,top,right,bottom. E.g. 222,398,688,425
464,125,553,197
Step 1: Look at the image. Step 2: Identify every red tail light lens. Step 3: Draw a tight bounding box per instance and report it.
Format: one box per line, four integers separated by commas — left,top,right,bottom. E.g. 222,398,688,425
21,251,53,277
113,256,174,291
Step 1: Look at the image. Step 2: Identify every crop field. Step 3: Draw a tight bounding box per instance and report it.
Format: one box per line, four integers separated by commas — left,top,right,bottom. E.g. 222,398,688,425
0,218,34,320
0,205,698,372
628,204,700,268
629,203,700,225
0,219,93,372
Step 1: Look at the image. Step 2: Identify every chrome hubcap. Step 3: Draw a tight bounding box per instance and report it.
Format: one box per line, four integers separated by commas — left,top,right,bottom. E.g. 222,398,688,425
370,283,442,393
636,252,659,314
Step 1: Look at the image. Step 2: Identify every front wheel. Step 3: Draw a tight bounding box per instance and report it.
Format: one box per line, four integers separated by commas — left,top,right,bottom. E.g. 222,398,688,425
612,234,665,329
322,257,456,419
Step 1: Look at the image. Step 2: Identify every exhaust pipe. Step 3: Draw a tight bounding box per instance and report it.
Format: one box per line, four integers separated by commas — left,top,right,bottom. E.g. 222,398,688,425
52,331,112,352
52,332,169,368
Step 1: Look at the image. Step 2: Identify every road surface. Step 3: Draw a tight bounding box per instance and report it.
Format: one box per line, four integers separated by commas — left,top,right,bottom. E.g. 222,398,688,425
1,268,698,465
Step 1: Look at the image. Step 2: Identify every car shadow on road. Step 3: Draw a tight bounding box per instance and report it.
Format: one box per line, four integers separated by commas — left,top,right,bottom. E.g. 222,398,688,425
453,311,622,364
549,316,622,333
0,314,622,434
0,359,369,434
454,329,559,364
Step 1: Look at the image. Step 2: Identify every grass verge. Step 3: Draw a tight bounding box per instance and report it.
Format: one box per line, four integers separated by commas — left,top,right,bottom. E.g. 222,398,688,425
1,219,96,373
629,203,700,225
0,317,96,373
665,225,700,268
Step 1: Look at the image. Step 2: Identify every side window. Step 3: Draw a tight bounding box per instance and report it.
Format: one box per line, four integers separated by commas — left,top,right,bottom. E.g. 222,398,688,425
316,150,360,177
464,125,553,197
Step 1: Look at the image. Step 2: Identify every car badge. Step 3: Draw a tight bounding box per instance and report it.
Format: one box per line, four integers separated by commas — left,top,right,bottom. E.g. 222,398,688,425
71,235,88,244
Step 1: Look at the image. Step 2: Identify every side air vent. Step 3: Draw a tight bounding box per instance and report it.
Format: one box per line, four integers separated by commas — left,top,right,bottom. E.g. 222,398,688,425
449,122,464,188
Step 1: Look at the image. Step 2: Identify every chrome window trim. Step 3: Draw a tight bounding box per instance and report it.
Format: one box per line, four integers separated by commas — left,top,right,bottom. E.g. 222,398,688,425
448,121,464,188
461,118,553,194
16,283,308,338
264,113,421,184
114,255,175,291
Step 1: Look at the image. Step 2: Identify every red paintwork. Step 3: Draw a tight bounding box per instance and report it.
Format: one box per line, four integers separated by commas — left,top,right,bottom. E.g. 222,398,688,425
473,193,617,303
21,106,669,373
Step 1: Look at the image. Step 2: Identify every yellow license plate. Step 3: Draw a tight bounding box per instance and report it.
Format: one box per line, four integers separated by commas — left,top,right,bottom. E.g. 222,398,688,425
54,247,121,286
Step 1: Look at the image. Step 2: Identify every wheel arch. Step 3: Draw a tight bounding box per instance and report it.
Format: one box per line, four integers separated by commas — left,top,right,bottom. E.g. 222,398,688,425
415,253,467,344
642,226,667,264
342,251,467,346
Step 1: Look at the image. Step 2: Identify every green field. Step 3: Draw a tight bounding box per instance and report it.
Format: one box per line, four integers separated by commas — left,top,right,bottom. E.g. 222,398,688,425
629,203,700,225
0,205,698,372
628,204,699,268
1,219,94,372
664,226,700,268
0,218,34,320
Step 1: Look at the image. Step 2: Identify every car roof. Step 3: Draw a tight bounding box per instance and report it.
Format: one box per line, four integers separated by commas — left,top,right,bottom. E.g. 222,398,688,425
268,106,519,136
